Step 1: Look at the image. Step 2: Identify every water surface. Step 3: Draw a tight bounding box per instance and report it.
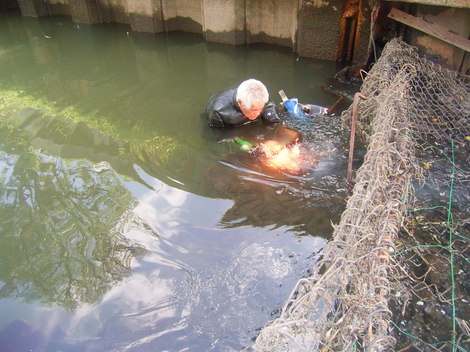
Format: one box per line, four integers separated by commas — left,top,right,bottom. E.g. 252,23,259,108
0,11,353,352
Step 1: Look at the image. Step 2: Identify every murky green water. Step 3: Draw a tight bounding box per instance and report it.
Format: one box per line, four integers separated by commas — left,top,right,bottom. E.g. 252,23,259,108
0,10,354,352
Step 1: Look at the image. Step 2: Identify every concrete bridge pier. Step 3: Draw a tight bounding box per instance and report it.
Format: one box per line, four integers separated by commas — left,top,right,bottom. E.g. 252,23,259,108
16,0,50,17
202,0,245,45
127,0,164,33
68,0,100,24
16,0,100,23
6,0,375,65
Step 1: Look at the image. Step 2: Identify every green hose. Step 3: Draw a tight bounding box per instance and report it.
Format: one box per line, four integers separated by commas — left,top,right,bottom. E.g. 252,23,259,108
234,138,253,152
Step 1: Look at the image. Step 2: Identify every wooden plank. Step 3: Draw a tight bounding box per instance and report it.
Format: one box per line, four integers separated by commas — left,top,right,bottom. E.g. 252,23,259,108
388,8,470,52
385,0,470,9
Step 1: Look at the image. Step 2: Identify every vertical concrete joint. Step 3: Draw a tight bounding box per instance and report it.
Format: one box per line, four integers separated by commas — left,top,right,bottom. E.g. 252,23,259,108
69,0,101,24
127,0,165,33
202,0,246,45
17,0,50,17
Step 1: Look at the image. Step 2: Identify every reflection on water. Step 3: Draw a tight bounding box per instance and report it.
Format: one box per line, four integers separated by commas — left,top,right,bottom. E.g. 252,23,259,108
0,121,137,310
0,10,354,352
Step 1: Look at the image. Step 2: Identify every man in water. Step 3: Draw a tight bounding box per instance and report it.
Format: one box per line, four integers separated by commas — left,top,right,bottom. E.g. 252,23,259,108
206,79,280,127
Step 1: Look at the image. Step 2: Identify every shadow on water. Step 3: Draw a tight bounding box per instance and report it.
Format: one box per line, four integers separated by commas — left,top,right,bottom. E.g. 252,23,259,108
0,10,358,352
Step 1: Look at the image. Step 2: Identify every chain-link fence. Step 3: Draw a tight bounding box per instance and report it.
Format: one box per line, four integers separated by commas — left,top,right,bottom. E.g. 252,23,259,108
250,38,469,351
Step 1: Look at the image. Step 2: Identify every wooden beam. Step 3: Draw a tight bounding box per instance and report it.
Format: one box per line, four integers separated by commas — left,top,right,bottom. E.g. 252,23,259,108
388,7,470,52
385,0,470,9
387,0,470,9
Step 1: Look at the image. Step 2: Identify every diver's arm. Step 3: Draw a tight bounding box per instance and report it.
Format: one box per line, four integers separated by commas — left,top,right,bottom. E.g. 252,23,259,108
207,109,225,127
262,100,281,123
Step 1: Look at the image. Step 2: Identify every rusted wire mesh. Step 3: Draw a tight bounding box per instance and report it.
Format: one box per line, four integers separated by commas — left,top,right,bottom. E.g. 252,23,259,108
250,38,469,351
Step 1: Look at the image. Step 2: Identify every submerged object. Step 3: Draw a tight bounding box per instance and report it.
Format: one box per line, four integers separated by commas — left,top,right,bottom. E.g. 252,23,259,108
233,137,254,152
279,89,301,116
233,136,310,174
250,140,305,174
279,90,328,118
283,97,302,116
300,103,329,117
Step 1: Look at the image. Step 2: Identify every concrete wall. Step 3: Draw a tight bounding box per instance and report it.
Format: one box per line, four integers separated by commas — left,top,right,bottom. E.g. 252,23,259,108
202,0,245,45
9,0,373,64
126,0,163,33
162,0,203,33
296,0,344,61
0,0,18,10
245,0,298,47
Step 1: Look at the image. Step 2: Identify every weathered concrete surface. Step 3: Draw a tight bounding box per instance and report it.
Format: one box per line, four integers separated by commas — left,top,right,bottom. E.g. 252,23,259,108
202,0,245,45
99,0,128,25
69,0,100,24
21,0,69,17
0,0,19,10
245,0,297,47
47,0,69,16
19,0,129,25
7,0,469,69
126,0,164,33
17,0,50,17
7,0,366,62
163,0,203,33
296,0,344,61
352,0,373,65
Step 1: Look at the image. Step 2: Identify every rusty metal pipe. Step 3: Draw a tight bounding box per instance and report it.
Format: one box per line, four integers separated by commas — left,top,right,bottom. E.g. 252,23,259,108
347,92,367,187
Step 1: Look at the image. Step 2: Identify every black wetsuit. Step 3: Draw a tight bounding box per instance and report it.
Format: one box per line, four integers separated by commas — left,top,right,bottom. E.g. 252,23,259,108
206,86,280,127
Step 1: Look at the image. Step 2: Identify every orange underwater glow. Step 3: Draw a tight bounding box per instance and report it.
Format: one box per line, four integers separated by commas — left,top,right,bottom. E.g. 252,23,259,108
257,140,303,172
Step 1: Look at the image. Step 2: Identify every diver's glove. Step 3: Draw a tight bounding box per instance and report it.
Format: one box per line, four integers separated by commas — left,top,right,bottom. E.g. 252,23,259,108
262,106,281,123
